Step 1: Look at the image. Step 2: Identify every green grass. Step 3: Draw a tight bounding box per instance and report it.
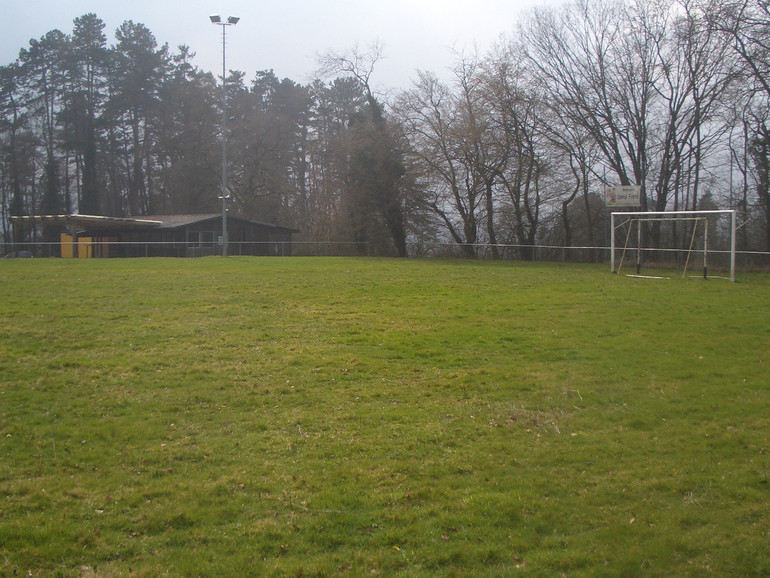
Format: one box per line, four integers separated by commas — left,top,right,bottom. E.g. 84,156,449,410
1,257,769,576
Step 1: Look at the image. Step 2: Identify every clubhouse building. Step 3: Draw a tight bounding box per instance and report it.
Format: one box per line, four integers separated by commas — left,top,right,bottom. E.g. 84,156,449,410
10,214,298,258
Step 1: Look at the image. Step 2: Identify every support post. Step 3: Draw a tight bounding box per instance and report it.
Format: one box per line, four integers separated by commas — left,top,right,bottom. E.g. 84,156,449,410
610,212,616,273
636,219,642,275
730,210,736,283
704,218,708,279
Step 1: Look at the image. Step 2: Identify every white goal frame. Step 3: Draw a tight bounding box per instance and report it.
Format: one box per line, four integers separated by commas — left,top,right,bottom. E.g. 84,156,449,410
610,210,736,282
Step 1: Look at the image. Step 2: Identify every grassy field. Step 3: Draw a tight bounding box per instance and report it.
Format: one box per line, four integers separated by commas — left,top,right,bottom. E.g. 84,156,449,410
1,257,768,577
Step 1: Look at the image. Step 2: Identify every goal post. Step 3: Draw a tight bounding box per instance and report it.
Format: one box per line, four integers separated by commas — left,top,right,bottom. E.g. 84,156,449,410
610,210,736,282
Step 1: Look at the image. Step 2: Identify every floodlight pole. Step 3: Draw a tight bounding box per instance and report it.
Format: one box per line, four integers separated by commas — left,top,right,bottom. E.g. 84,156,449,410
210,15,239,256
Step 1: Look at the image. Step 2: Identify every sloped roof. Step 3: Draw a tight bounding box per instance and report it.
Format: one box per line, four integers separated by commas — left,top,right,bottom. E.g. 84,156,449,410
11,213,298,233
10,214,162,229
140,214,220,228
142,214,299,232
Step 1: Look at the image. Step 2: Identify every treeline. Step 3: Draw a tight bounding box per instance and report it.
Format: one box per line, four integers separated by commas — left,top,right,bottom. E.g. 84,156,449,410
2,0,769,257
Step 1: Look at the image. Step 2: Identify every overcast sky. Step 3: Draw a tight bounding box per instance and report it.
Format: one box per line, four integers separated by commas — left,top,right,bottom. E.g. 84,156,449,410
2,0,557,91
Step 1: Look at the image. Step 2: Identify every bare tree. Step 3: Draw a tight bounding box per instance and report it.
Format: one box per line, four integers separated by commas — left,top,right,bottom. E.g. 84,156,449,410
395,70,484,256
712,0,770,248
519,0,737,251
483,43,552,259
446,50,503,258
520,0,643,191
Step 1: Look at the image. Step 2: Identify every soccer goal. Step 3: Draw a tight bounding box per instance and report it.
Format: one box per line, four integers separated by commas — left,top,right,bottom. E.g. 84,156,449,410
610,210,736,282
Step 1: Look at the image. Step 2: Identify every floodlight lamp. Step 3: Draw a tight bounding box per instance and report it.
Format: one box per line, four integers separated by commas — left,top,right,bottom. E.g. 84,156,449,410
227,16,240,24
209,14,221,23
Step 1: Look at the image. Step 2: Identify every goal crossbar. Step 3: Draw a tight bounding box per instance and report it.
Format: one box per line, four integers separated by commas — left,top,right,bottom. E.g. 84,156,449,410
610,210,736,282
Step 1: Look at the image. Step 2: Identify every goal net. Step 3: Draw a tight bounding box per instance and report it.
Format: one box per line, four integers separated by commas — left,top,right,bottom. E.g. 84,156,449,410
610,210,736,282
